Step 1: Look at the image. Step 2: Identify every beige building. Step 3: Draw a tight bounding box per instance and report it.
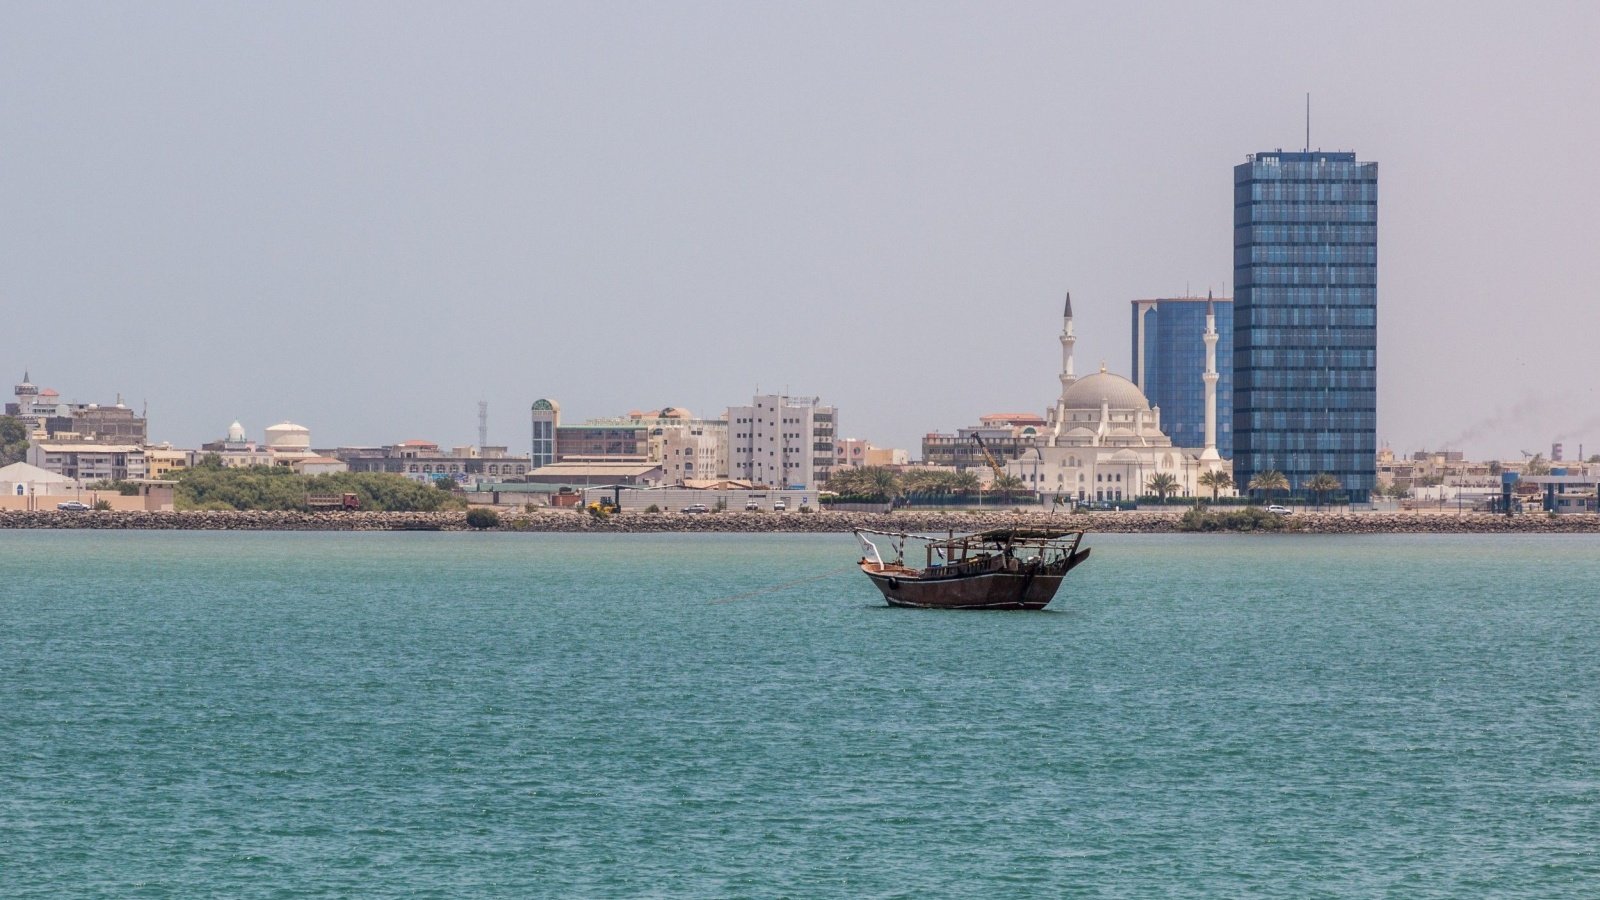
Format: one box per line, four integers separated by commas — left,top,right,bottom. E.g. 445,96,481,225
835,438,909,469
145,446,197,479
579,407,730,481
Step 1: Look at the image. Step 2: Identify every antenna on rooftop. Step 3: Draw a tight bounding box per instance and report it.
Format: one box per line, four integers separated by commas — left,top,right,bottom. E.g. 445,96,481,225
478,400,488,448
1305,93,1310,152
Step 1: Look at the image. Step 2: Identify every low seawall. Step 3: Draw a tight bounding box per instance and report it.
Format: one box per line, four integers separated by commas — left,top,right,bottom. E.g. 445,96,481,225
3,509,1599,534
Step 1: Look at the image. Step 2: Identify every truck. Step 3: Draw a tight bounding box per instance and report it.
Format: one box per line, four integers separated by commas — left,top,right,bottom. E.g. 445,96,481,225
306,492,361,511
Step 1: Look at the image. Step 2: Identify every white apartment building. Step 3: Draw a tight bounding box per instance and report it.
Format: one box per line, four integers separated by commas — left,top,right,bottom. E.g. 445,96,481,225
727,394,837,489
29,441,148,482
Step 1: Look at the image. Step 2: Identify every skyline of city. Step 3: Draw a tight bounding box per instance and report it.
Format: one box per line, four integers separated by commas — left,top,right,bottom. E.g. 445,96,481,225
2,4,1596,459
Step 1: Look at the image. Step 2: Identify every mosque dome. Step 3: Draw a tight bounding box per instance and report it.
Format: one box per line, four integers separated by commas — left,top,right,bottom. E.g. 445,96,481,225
1062,369,1150,411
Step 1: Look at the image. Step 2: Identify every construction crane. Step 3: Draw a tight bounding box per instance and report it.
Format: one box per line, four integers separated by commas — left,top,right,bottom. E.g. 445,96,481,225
971,433,1008,485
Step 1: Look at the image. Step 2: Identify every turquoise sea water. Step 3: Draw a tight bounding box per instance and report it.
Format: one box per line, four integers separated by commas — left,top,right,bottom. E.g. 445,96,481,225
3,531,1599,897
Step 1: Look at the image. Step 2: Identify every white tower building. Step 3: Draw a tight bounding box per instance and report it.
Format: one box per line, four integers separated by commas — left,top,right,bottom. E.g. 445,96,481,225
727,393,836,489
1200,294,1222,463
1050,294,1077,446
1059,292,1076,397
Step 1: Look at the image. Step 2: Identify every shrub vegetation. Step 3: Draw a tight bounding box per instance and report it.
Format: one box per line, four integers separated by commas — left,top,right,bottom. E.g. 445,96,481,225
1178,506,1295,532
165,464,464,512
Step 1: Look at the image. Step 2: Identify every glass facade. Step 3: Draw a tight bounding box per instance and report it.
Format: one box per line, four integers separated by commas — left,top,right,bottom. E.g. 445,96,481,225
530,399,559,468
1233,151,1377,503
1131,298,1233,458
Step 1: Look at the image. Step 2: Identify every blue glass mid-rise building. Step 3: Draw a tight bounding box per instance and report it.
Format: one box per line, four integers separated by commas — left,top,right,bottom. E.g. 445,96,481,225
1233,150,1378,502
1131,296,1233,458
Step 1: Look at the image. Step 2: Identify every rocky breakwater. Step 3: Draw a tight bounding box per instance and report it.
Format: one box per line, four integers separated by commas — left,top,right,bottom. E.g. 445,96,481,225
1279,511,1600,534
2,508,1597,534
0,510,470,531
498,509,1600,534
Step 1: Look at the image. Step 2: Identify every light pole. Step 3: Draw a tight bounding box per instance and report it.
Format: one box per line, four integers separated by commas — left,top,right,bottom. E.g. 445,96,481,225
1033,447,1043,508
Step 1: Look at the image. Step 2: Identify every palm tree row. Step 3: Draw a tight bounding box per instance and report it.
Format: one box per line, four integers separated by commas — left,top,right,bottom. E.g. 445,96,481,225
1241,469,1347,506
826,466,1037,502
825,466,981,501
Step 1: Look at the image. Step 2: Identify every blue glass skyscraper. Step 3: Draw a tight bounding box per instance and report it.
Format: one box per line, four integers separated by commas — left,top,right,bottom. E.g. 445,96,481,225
1233,150,1378,502
1131,296,1234,458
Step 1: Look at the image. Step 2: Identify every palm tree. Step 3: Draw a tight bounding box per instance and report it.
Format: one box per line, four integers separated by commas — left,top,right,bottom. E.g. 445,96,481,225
828,466,902,501
1248,469,1290,506
900,469,936,497
825,467,864,496
862,466,902,501
1146,472,1179,502
950,471,981,495
1305,473,1342,508
992,473,1027,501
1197,469,1234,503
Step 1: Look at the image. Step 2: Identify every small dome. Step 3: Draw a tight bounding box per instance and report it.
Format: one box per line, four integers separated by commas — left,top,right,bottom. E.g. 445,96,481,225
227,420,246,442
1061,371,1150,411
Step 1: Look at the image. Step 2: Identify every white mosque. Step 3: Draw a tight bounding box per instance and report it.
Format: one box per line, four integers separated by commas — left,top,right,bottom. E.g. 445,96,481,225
1004,295,1232,503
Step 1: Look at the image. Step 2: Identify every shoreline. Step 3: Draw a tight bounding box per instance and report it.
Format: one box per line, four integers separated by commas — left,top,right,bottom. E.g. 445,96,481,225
3,509,1599,534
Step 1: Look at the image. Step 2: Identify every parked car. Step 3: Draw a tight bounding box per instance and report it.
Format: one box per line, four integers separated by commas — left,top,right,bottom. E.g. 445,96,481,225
744,500,760,511
1265,504,1293,515
1075,500,1120,512
680,503,710,514
56,500,92,511
773,499,787,511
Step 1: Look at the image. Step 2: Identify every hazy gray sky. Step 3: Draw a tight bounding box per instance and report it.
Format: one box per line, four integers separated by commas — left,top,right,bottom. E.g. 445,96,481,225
4,1,1597,460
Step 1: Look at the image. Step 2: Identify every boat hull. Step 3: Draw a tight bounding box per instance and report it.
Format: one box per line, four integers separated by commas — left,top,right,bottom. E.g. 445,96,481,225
860,549,1090,610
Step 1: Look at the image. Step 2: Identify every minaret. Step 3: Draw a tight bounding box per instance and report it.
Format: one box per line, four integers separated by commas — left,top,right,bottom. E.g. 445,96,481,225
1200,292,1222,462
1049,293,1078,446
1058,292,1076,398
13,371,39,426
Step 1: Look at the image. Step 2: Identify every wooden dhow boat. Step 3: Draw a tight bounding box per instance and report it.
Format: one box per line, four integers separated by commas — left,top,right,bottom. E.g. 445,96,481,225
853,526,1091,610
